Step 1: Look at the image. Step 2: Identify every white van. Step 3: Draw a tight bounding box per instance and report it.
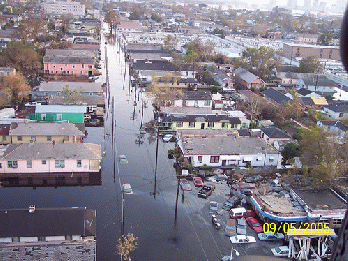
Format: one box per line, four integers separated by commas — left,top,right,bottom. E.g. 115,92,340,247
230,207,247,219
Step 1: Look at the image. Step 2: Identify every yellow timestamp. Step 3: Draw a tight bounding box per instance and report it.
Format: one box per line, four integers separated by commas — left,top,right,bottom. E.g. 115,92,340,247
263,222,331,235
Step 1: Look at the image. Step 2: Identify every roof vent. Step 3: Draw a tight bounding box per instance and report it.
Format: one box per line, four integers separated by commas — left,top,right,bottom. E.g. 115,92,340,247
29,205,36,213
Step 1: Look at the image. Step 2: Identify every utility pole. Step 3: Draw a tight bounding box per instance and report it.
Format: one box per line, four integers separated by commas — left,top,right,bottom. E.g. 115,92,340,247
174,177,180,223
150,121,160,198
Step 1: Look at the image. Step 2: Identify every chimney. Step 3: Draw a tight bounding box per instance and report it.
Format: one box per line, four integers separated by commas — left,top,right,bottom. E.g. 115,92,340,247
29,205,36,213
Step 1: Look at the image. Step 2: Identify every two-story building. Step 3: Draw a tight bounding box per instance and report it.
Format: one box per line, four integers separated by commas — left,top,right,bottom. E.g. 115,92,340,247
174,91,212,108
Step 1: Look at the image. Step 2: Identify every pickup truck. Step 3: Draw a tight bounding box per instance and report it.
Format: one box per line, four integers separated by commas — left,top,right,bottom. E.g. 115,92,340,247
198,185,215,199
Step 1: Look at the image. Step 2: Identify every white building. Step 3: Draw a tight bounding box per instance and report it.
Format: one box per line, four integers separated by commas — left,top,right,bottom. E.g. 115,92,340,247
44,0,85,17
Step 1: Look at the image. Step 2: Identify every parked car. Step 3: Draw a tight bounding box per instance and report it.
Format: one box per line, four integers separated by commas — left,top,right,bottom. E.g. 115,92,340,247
212,214,221,230
245,175,263,183
237,218,246,235
119,155,128,164
271,246,297,257
198,185,215,198
223,196,240,210
231,182,256,190
230,207,247,219
209,201,218,212
258,232,285,241
214,174,228,181
225,219,236,236
163,134,173,142
193,177,203,187
230,235,256,243
246,217,263,233
180,179,192,191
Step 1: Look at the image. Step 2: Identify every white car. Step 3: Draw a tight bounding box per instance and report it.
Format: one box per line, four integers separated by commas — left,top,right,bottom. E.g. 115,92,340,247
271,246,297,257
119,155,128,164
163,134,173,142
230,235,256,243
122,183,132,194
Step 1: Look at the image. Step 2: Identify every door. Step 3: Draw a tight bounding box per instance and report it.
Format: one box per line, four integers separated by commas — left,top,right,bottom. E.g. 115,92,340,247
222,160,226,166
201,123,205,129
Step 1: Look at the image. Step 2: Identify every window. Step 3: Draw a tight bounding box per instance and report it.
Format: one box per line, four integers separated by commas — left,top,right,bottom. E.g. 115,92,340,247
0,163,2,168
208,122,214,128
53,64,55,68
339,112,344,117
42,160,47,165
73,64,75,68
47,136,52,141
210,156,220,163
204,100,211,106
82,64,85,68
55,160,65,168
221,122,228,128
17,136,22,141
77,160,82,167
177,122,183,127
57,114,62,121
80,71,83,74
60,68,63,71
188,122,195,128
27,160,32,168
8,161,18,168
198,156,202,162
41,114,46,121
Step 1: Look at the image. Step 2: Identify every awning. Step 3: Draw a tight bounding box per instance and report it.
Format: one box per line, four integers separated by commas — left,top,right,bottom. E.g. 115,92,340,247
221,155,240,160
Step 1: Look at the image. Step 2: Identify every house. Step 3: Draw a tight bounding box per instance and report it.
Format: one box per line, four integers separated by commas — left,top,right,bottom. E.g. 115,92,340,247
260,127,291,151
9,122,85,144
262,88,291,107
27,105,87,123
31,81,103,98
43,49,96,76
133,60,195,82
296,76,339,93
127,49,172,62
0,206,96,260
323,104,348,120
297,87,319,98
283,43,341,61
174,91,212,108
162,114,242,130
317,120,348,139
0,143,101,186
297,34,319,44
234,67,265,90
177,133,281,168
117,20,144,33
150,77,198,92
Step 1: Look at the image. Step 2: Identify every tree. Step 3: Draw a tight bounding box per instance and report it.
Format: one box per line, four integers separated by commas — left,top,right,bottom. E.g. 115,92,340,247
244,97,263,121
186,38,214,62
298,56,323,73
116,233,138,261
0,73,31,110
151,13,162,23
163,35,176,51
0,41,41,78
105,11,119,34
15,14,45,42
234,46,280,81
281,142,299,164
62,86,83,105
318,32,333,46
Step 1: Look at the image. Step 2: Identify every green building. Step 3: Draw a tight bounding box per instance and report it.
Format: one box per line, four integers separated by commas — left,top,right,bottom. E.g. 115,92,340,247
27,105,86,123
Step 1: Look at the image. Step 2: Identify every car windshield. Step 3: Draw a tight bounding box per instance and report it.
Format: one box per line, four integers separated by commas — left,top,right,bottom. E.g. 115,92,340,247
253,223,260,227
196,180,203,184
275,247,282,253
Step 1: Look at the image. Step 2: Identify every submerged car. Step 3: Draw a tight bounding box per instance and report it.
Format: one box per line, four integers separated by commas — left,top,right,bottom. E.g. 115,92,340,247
230,235,256,244
122,183,132,194
246,217,263,233
237,218,246,235
225,219,236,236
198,185,215,198
119,155,128,164
223,196,240,210
209,201,218,212
271,246,297,257
163,134,173,142
258,232,285,241
180,179,192,191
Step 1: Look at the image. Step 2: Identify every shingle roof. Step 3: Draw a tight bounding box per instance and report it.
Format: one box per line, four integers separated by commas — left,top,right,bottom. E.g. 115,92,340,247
262,88,291,105
320,120,348,131
182,91,211,100
9,122,85,136
302,76,338,87
2,143,101,160
0,207,95,237
43,49,95,64
325,104,348,113
37,82,102,93
133,60,193,71
35,105,87,114
234,67,258,83
182,136,277,155
260,127,291,139
164,114,241,125
297,87,312,96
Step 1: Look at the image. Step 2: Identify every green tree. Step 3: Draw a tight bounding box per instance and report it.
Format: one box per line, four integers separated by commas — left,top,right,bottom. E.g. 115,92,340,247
0,41,41,78
151,13,162,23
281,142,299,164
0,73,31,110
318,32,333,46
234,46,280,81
62,86,83,104
298,56,323,73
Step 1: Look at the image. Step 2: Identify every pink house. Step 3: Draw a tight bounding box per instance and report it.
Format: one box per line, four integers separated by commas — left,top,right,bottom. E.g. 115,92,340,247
0,143,101,186
43,49,96,76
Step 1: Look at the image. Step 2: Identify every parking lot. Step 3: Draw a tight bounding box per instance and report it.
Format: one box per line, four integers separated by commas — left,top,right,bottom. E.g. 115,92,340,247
180,178,285,259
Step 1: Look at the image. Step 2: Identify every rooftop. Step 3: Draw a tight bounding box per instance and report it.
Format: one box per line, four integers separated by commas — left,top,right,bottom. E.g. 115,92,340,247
133,60,193,72
43,49,95,64
235,67,259,83
181,136,277,155
37,82,102,93
260,127,291,139
182,91,211,100
9,122,85,137
262,88,291,105
163,114,241,125
2,143,101,160
35,105,87,114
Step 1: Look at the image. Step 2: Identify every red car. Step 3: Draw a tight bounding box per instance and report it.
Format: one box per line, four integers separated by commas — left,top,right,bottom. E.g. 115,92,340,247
193,177,203,187
246,217,263,233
